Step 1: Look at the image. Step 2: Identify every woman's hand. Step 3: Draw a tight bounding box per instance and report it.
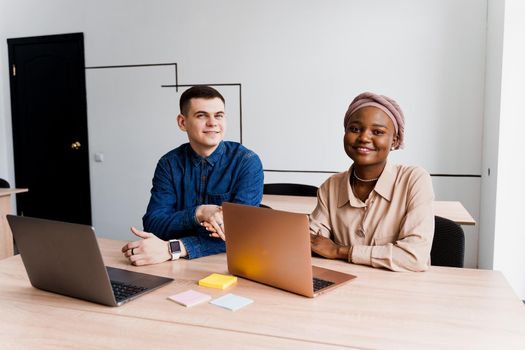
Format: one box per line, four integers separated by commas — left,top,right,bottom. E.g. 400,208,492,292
310,233,351,260
196,205,225,240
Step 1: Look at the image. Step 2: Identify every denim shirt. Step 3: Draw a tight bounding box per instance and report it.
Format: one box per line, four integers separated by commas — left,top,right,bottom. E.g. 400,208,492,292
143,141,264,259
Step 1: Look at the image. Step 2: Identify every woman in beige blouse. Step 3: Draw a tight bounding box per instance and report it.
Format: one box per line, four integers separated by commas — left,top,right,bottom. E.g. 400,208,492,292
309,92,434,272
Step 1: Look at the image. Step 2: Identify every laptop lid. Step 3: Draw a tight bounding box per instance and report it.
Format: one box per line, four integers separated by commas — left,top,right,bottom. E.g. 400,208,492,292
222,202,356,297
7,215,173,306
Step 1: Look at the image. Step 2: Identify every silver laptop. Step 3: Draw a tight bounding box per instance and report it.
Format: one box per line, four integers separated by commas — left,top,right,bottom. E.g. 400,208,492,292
222,202,356,297
8,215,173,306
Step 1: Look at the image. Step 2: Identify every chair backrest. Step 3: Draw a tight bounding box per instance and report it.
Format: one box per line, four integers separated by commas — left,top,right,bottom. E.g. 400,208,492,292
0,178,10,188
431,216,465,268
263,183,318,197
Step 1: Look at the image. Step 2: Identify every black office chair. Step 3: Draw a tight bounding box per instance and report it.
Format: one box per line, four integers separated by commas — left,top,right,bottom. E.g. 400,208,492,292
430,216,465,268
263,183,318,197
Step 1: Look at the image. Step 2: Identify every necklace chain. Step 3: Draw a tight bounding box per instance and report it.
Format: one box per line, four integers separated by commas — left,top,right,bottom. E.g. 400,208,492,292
353,170,379,183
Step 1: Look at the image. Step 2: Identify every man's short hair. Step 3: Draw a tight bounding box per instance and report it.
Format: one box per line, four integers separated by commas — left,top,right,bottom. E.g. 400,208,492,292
179,85,225,116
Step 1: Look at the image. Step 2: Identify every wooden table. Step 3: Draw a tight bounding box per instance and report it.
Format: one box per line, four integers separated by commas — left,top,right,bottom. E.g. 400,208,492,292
0,238,523,349
262,194,476,225
0,188,28,259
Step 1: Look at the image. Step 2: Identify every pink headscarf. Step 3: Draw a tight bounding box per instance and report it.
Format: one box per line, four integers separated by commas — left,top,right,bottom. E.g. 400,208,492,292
343,92,405,150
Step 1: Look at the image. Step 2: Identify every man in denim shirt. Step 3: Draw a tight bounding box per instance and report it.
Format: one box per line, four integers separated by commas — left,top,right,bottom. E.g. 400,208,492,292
121,86,263,265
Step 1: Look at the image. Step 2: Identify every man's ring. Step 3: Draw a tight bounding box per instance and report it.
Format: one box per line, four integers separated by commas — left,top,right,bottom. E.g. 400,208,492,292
218,222,223,227
131,248,135,255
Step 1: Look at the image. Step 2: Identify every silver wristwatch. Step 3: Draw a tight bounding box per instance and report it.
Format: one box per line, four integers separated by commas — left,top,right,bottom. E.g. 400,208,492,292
168,239,181,260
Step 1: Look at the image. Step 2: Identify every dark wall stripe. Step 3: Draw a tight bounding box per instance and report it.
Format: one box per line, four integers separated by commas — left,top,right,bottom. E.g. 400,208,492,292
86,63,177,69
86,62,179,90
264,169,337,174
162,83,242,87
429,174,481,178
263,169,481,178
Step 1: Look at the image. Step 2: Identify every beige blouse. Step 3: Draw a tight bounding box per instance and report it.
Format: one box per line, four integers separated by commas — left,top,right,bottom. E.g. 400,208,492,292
309,163,435,272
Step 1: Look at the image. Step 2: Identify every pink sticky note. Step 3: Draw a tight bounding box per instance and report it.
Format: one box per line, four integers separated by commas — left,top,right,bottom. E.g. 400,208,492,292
168,290,211,307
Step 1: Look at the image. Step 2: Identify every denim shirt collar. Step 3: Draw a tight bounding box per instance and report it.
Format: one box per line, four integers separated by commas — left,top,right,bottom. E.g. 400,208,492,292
188,141,225,167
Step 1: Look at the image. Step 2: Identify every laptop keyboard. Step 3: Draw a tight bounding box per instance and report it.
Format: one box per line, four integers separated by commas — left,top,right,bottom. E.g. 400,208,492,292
313,277,335,292
111,281,148,303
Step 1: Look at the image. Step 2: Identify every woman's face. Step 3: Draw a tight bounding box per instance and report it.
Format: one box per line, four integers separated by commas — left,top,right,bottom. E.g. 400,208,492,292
343,106,398,168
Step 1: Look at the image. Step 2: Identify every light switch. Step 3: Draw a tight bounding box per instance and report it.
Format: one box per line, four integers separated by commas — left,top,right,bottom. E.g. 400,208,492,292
94,153,104,162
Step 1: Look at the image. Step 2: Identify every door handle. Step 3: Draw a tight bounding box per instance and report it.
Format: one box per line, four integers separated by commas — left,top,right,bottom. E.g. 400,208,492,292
71,141,81,150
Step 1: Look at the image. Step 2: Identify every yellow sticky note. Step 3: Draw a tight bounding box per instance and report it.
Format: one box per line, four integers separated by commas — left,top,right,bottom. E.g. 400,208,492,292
198,273,238,289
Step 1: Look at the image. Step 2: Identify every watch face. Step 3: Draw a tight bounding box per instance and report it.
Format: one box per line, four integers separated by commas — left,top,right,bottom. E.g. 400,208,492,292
170,240,181,253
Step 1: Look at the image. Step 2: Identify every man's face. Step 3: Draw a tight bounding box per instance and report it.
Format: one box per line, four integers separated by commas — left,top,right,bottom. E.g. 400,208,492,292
177,97,226,157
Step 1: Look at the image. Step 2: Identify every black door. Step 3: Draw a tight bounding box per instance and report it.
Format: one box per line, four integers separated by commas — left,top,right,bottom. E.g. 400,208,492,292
8,33,91,225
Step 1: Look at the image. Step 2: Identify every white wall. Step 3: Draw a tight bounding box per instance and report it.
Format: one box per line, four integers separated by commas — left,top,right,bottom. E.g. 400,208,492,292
1,1,487,268
493,0,525,299
479,0,504,271
0,0,87,211
0,9,8,182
